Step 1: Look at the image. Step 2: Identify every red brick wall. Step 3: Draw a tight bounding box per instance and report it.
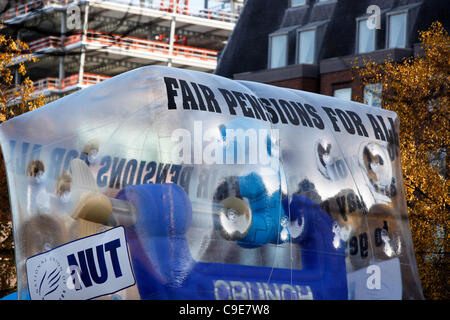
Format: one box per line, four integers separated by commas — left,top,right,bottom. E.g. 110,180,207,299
320,70,363,102
263,70,364,102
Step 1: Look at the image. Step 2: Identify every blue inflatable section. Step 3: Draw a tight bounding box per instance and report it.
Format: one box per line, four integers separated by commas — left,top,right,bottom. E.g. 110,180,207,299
116,182,348,300
3,182,348,300
1,292,18,300
237,172,287,248
1,291,31,300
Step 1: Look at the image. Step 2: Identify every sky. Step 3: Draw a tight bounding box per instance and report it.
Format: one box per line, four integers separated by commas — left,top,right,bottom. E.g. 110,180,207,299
190,0,225,12
189,0,205,12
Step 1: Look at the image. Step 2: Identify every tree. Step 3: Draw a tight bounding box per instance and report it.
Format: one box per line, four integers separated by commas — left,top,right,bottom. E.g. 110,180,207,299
354,21,449,300
0,24,44,298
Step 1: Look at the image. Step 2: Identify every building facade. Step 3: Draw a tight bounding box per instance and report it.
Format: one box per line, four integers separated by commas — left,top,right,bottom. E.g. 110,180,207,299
2,0,243,103
215,0,449,107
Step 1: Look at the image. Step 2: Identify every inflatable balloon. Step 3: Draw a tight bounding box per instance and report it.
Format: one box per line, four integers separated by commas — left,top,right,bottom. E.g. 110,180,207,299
0,66,423,300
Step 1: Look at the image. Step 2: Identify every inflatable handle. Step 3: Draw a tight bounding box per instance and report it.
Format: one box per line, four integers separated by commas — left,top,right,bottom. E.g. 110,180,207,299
283,194,348,299
115,183,195,297
237,172,287,248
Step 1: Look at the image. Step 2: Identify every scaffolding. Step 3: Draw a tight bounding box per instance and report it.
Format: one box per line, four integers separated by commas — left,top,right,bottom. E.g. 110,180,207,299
2,0,242,101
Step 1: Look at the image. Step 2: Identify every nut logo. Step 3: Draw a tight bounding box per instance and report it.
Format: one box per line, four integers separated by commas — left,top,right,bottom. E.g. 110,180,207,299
30,256,67,300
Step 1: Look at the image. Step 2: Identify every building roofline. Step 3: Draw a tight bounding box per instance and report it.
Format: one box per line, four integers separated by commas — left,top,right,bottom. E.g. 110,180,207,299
232,46,420,82
233,63,319,82
319,47,414,74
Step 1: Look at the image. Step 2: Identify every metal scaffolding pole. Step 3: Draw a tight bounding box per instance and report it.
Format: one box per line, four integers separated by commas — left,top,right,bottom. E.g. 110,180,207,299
78,3,90,86
59,11,67,87
15,30,21,85
167,15,176,67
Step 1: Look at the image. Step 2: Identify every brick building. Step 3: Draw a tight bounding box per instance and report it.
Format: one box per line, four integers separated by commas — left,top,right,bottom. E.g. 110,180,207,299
215,0,449,107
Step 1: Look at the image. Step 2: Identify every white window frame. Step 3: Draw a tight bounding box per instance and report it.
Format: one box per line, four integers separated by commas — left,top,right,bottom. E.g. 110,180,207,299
291,0,307,7
268,33,289,69
296,27,317,64
315,0,337,5
386,10,408,49
333,88,352,101
363,83,382,108
356,16,377,54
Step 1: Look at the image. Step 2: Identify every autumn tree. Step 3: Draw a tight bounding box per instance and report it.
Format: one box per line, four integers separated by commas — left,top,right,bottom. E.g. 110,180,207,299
0,24,44,298
354,21,449,300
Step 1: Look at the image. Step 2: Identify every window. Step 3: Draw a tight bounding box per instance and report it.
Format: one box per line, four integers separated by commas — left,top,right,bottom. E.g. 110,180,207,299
269,34,288,69
298,29,315,64
291,0,307,6
388,13,407,48
358,18,375,53
333,88,352,101
364,83,382,108
315,0,336,4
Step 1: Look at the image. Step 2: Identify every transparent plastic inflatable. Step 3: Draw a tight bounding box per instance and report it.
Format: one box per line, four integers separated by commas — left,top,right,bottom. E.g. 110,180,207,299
0,66,423,300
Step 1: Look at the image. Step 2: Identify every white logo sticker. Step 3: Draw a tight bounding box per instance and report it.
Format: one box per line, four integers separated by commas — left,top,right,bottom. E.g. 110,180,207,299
26,226,135,300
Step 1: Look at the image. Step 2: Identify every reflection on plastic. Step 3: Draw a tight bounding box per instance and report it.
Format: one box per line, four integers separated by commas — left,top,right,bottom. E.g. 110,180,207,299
0,66,423,300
